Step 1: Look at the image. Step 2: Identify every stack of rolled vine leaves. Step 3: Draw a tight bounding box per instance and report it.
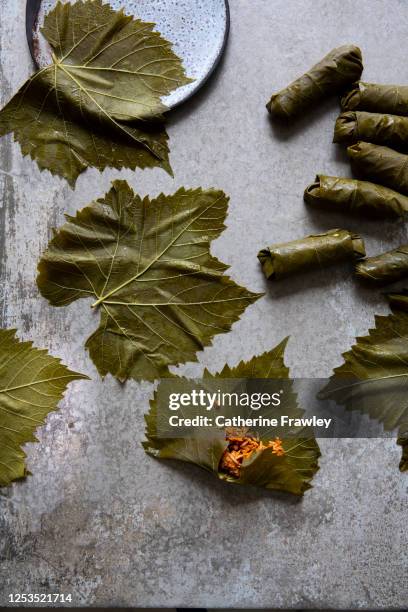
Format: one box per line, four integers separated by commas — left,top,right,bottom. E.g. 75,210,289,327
0,0,321,496
266,46,408,472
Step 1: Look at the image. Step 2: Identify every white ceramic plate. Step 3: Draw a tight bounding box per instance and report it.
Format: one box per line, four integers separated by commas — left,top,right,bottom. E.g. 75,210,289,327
27,0,230,108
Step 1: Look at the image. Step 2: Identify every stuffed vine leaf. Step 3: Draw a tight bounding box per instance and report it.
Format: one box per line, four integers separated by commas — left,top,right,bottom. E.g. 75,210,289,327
348,142,408,196
258,229,365,280
356,245,408,285
342,82,408,115
266,45,362,121
304,174,408,218
334,111,408,151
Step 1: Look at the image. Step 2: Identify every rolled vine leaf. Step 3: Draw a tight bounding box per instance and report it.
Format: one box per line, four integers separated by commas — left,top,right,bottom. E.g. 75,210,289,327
348,142,408,196
356,245,408,285
266,45,362,121
334,111,408,150
342,82,408,115
258,229,365,281
304,174,408,218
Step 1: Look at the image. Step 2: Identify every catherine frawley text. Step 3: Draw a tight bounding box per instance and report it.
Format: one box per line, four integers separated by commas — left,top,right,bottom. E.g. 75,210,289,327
168,414,332,429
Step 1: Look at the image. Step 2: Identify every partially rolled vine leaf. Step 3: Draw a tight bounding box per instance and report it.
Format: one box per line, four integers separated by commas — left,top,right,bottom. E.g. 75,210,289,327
0,328,88,487
348,142,408,196
319,304,408,435
258,229,365,281
334,111,408,151
342,82,408,115
143,339,321,495
304,174,408,218
356,245,408,285
37,181,261,382
266,45,362,121
0,0,191,186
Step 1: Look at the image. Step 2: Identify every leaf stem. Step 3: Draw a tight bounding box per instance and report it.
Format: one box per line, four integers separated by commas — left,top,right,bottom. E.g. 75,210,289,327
92,296,106,308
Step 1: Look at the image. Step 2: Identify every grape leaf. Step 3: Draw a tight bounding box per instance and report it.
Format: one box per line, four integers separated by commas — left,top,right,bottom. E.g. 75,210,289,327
320,292,408,473
37,181,262,382
319,307,408,432
389,292,408,471
0,328,88,487
0,0,191,186
143,339,321,495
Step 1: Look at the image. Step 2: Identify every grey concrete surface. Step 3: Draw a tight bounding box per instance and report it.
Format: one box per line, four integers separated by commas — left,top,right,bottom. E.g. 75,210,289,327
0,0,407,608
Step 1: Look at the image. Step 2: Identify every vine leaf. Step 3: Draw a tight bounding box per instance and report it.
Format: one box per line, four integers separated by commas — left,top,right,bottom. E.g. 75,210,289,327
319,320,408,428
0,0,192,186
320,291,408,473
0,328,88,487
37,181,262,382
144,339,321,495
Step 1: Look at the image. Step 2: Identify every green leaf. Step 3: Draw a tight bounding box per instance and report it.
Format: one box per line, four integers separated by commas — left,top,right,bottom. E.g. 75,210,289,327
0,328,88,487
144,339,321,495
0,0,191,186
37,181,262,382
387,292,408,472
320,297,408,434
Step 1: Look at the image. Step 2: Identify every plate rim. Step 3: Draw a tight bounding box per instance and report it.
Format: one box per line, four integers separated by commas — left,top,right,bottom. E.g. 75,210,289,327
25,0,230,110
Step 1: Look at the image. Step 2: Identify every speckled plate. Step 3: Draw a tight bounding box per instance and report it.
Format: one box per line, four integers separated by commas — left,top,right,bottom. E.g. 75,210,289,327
26,0,230,109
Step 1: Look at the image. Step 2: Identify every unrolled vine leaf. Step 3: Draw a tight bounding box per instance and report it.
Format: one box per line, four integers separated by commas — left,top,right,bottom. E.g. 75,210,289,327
320,306,408,431
389,292,408,472
0,328,88,487
0,0,191,186
320,294,408,472
37,181,261,382
144,339,321,495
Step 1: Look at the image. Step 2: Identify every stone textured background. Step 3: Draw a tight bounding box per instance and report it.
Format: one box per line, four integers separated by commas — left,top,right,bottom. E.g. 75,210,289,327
0,0,407,608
